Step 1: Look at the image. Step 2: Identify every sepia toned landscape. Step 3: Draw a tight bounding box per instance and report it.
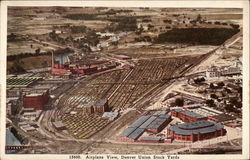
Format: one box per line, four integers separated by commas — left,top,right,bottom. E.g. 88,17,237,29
6,7,243,154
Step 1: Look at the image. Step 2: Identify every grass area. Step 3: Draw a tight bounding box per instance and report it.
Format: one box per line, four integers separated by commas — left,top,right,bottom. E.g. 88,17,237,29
7,55,51,74
202,14,242,20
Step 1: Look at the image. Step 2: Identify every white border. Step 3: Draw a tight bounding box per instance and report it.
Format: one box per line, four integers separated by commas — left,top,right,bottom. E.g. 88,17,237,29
0,1,249,160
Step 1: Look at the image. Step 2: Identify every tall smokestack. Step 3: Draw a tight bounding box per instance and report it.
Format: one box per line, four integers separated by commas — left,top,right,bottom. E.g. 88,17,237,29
61,54,63,69
51,50,54,71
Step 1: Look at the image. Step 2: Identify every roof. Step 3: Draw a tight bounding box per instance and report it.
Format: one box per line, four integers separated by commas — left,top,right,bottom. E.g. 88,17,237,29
127,128,145,139
95,98,108,106
153,110,167,116
184,103,202,108
211,114,236,122
7,77,41,88
118,127,137,137
139,116,157,129
169,120,224,135
77,102,94,108
173,109,206,119
129,115,151,128
102,112,119,121
139,137,161,141
52,121,65,128
147,117,168,129
6,129,21,146
26,93,43,97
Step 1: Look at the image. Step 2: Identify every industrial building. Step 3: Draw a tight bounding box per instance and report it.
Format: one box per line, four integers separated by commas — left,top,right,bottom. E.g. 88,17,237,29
23,90,50,110
168,120,227,142
182,104,236,123
78,98,109,114
206,62,241,78
171,109,207,122
52,121,66,130
51,52,118,77
117,110,172,142
20,108,42,121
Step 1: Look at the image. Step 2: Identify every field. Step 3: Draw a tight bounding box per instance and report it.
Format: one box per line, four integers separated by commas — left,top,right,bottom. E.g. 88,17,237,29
7,55,51,74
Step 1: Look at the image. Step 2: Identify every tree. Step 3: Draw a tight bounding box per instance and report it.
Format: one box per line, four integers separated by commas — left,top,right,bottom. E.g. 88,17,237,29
35,48,41,55
210,83,215,89
196,14,202,22
175,97,184,107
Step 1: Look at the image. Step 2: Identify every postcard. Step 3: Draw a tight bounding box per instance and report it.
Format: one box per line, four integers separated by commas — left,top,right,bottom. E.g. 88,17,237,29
0,1,249,160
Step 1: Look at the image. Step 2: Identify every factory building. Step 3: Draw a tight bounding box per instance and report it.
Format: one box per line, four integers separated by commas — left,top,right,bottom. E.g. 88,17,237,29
168,120,227,142
117,110,172,142
52,121,66,130
206,63,241,78
23,90,50,110
94,98,109,113
78,99,109,114
171,109,207,122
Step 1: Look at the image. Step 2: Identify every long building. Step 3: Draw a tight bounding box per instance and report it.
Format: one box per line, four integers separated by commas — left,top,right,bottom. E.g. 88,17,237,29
171,109,207,122
168,120,227,142
117,111,172,142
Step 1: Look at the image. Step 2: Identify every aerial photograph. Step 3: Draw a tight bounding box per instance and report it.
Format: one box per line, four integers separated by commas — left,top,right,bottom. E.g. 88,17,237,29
5,6,243,155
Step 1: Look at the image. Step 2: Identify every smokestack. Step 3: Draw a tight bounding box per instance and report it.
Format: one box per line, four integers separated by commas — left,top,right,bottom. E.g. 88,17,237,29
51,50,54,70
61,54,63,69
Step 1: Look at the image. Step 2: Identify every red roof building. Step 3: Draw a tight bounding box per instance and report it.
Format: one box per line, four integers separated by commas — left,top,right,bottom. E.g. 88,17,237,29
168,120,227,142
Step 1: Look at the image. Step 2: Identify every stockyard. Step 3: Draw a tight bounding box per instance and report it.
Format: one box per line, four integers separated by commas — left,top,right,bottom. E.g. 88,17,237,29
6,6,244,154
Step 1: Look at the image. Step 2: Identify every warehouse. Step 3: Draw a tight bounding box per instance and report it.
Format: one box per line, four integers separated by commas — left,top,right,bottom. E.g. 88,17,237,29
52,121,66,130
79,99,109,114
146,114,171,133
171,109,207,122
23,90,50,110
116,127,144,142
94,98,109,113
168,120,227,142
208,113,236,123
117,110,172,142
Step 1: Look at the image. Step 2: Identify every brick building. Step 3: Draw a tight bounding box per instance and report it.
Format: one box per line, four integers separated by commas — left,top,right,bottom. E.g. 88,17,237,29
23,90,50,110
171,109,207,122
168,120,227,142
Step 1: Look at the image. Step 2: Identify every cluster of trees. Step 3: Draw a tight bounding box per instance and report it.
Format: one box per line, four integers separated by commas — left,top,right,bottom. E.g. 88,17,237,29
7,51,51,61
154,28,240,45
105,9,133,15
70,25,88,34
9,60,26,74
209,82,225,89
64,13,99,20
142,19,152,23
107,17,138,32
134,36,152,42
193,77,205,84
163,19,172,24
